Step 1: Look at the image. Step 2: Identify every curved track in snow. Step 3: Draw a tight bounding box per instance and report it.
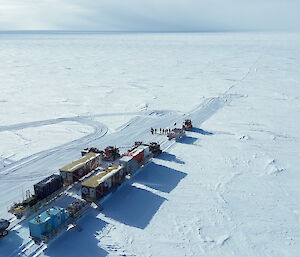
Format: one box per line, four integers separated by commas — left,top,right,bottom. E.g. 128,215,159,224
0,117,108,177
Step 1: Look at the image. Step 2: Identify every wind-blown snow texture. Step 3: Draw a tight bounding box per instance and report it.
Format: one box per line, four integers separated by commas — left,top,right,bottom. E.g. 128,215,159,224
0,32,300,257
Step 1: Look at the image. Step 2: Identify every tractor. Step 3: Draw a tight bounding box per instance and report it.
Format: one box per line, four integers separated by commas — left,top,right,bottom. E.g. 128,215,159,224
0,219,10,238
182,119,192,131
81,147,102,156
149,142,162,157
103,146,120,161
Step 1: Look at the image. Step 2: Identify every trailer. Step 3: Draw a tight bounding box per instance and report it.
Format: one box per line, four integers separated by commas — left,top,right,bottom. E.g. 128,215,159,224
167,128,185,140
29,201,90,244
9,174,64,219
9,185,67,219
34,174,63,200
81,165,125,202
60,152,101,184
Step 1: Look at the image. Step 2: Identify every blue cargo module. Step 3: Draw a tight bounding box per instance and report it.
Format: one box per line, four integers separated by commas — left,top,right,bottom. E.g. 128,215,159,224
29,206,69,241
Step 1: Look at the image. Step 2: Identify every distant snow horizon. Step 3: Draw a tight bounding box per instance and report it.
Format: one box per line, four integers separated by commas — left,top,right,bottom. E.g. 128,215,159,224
0,29,297,34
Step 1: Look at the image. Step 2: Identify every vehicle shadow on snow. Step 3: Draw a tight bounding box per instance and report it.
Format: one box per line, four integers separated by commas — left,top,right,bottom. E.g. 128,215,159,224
0,230,24,256
156,152,185,164
192,127,214,135
102,163,187,229
178,136,198,144
44,210,109,257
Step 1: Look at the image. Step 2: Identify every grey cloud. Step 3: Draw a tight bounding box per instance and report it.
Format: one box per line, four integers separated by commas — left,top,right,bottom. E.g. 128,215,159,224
0,0,299,31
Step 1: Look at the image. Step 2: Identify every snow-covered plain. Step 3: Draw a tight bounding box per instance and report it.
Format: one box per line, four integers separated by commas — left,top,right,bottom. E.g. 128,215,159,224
0,32,300,257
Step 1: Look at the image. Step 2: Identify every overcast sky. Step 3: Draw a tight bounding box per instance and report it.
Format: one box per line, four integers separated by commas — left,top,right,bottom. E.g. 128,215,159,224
0,0,299,31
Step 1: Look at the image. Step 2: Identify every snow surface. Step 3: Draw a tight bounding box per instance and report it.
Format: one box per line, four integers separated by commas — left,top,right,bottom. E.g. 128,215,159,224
0,32,300,257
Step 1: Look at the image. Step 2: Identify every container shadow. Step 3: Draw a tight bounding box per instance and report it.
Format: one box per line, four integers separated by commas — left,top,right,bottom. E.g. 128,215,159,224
134,162,187,193
102,163,187,229
102,186,166,229
192,127,214,135
156,152,185,164
0,230,23,256
44,210,108,257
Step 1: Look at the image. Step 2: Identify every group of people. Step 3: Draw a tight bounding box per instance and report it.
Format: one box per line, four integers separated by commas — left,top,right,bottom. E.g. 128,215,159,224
150,127,172,135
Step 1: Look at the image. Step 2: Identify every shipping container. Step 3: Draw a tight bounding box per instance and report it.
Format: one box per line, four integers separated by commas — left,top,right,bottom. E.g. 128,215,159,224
59,152,101,184
29,206,69,241
127,148,144,163
81,165,125,201
119,155,140,175
34,174,63,200
137,145,150,159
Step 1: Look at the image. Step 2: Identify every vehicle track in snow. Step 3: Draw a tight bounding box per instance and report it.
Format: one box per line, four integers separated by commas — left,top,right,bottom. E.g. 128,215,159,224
0,117,108,177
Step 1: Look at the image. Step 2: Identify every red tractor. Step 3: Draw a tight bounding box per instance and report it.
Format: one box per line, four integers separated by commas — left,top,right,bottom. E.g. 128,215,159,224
103,146,120,161
182,119,192,131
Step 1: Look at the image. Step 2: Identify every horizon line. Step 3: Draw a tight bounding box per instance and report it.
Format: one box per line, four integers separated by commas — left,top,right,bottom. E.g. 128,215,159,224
0,29,291,34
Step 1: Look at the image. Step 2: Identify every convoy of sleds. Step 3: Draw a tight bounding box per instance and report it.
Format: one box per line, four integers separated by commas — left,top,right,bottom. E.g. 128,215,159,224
2,119,193,244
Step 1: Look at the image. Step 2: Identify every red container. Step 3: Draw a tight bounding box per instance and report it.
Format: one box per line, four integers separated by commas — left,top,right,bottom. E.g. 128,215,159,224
126,149,144,163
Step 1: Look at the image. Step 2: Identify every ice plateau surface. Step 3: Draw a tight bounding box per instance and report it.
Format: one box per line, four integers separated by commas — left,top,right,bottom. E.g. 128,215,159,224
0,32,300,257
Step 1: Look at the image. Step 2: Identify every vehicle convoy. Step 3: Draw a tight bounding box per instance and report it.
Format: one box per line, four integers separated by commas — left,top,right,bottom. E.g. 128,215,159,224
0,219,10,238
